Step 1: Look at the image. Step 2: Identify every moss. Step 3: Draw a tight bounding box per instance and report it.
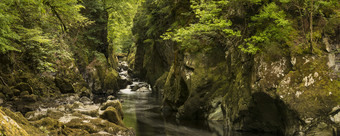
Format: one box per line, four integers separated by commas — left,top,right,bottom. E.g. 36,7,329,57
0,109,30,136
61,127,90,136
99,106,124,126
89,118,127,134
2,86,14,98
103,68,119,92
100,100,123,118
55,77,75,94
0,107,44,135
49,110,64,119
0,93,5,99
15,82,34,94
277,55,340,118
163,65,189,108
65,118,99,133
32,117,61,130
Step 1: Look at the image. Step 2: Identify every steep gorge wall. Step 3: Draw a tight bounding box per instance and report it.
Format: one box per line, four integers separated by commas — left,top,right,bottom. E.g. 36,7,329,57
132,0,340,135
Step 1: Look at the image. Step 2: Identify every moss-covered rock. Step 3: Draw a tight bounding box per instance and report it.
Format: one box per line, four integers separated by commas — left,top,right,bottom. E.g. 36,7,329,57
0,109,30,136
100,106,124,126
103,68,119,93
21,94,38,102
0,107,44,135
32,117,61,130
85,53,120,95
55,77,75,94
100,100,123,118
15,82,34,94
65,118,99,133
2,86,14,98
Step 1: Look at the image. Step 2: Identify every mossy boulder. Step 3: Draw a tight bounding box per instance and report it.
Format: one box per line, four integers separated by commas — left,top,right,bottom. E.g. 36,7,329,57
79,87,92,98
0,107,44,135
89,118,129,134
21,94,38,102
32,117,61,130
103,68,119,94
86,53,120,95
100,106,124,126
61,126,90,136
65,118,99,133
2,86,14,97
15,82,34,94
0,109,30,136
100,100,123,118
55,77,75,94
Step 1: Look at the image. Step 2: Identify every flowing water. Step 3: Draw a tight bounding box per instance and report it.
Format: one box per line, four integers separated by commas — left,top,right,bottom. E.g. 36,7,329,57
117,61,274,136
118,84,225,136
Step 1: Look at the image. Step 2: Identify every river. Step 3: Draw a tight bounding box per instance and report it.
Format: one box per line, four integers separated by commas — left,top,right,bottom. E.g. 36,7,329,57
117,61,274,136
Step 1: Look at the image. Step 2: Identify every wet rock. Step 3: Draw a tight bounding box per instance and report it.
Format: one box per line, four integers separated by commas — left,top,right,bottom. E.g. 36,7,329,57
136,86,150,92
0,92,6,99
100,100,123,119
71,101,84,109
73,104,99,117
93,79,102,92
21,94,38,102
107,95,115,100
90,118,128,134
55,77,75,94
65,118,99,133
3,86,14,97
0,107,43,135
103,69,119,94
12,89,20,96
99,106,124,126
131,85,139,91
305,122,333,136
79,87,92,98
208,98,223,120
19,91,29,97
15,82,34,94
118,78,130,89
32,117,61,130
61,126,90,136
131,82,149,92
79,96,92,105
0,109,29,136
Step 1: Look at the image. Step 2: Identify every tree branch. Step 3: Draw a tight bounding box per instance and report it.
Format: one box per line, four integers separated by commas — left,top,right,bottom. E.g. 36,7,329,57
45,2,67,32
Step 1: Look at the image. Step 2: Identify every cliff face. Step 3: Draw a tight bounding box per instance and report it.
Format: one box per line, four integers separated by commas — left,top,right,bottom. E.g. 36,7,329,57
132,0,340,135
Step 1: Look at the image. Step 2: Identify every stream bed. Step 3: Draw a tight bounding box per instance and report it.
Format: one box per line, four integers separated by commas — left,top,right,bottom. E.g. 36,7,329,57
117,61,275,136
118,84,225,136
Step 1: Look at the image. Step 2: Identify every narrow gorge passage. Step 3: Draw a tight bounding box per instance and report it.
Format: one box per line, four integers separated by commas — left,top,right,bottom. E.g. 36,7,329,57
117,61,223,136
0,0,339,136
117,60,278,136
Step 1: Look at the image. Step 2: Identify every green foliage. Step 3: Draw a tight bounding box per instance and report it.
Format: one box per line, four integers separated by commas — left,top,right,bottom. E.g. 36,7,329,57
0,0,21,53
162,0,240,51
0,0,89,72
157,0,339,54
240,2,293,54
107,0,142,53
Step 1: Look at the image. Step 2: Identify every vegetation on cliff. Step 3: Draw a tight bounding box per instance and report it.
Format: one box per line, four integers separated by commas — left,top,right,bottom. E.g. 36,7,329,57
132,0,339,135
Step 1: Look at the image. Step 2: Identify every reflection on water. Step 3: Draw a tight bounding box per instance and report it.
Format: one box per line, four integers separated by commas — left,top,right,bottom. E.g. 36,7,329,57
118,85,275,136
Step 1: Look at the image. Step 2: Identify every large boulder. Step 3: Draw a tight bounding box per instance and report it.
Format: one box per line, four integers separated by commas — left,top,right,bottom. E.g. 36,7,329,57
85,53,120,95
15,82,34,94
100,100,123,118
103,69,119,94
0,107,44,135
55,77,75,94
99,106,124,126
